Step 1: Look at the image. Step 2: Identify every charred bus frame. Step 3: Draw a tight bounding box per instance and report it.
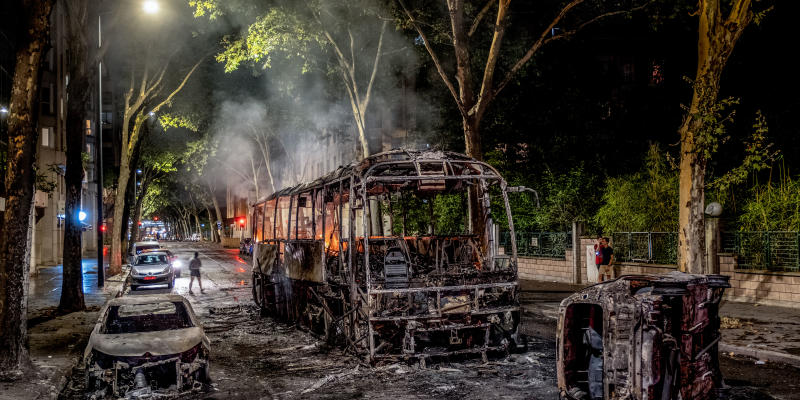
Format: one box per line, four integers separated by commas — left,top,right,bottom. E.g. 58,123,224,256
249,150,526,364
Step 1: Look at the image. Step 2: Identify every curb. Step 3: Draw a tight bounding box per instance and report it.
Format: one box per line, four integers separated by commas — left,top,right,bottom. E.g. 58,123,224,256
719,343,800,368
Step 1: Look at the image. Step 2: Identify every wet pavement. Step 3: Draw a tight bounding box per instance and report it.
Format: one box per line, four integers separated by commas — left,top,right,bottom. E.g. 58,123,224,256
46,242,800,399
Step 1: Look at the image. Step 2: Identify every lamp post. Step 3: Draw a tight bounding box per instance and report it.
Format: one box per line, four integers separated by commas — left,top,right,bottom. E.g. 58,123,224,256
97,1,159,287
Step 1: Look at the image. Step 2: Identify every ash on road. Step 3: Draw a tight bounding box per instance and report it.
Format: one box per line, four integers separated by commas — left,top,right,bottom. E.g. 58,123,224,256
59,243,799,399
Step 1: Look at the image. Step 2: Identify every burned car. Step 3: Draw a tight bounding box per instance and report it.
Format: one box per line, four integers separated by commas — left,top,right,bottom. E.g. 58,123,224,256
557,272,731,400
84,294,210,398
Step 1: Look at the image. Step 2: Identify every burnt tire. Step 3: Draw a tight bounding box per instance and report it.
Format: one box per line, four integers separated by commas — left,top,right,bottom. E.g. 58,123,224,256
252,273,266,315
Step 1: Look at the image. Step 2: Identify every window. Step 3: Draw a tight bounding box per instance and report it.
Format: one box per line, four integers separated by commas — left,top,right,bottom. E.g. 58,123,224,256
41,127,51,148
276,196,291,240
85,119,92,136
264,199,276,240
254,203,265,241
40,85,53,114
296,192,313,239
103,302,193,334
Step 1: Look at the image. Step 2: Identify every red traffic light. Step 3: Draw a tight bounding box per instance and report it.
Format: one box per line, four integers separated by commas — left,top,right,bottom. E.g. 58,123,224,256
238,218,246,226
153,216,159,221
100,225,107,232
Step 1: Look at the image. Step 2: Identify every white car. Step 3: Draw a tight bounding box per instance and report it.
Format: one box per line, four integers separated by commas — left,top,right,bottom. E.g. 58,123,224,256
84,295,211,398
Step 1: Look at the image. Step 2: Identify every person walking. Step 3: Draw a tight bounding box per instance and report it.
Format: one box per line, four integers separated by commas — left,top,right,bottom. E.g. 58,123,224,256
188,252,205,294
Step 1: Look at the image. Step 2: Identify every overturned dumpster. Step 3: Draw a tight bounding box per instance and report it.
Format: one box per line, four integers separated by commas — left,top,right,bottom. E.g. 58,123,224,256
557,272,731,400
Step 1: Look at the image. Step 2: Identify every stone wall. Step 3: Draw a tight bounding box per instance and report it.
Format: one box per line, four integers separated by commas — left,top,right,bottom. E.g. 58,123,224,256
516,238,800,307
517,254,573,283
719,254,800,307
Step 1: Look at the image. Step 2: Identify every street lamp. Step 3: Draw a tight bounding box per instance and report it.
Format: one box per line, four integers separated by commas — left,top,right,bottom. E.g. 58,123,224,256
143,1,160,14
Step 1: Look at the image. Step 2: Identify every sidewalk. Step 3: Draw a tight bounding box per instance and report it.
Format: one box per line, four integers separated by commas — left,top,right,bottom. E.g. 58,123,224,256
0,258,127,400
518,279,800,368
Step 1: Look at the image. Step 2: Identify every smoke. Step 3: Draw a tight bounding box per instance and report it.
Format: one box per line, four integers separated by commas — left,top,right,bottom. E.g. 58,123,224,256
205,0,442,201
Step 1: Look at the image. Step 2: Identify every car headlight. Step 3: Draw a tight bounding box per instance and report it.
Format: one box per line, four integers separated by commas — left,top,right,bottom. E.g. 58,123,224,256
131,268,140,276
162,265,171,274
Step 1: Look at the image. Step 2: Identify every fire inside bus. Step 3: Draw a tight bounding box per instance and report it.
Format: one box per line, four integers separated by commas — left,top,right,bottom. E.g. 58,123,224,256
249,149,529,364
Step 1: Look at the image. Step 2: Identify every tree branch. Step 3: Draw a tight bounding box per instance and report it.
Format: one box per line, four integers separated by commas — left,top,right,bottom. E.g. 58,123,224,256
472,0,509,118
468,0,494,37
397,0,464,113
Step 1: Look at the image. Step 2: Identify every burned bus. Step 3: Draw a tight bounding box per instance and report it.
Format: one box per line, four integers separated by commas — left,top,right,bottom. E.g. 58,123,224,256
249,149,526,364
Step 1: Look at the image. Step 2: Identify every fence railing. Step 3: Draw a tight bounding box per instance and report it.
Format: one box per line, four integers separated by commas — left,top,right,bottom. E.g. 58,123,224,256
721,231,799,272
500,231,571,259
610,232,678,265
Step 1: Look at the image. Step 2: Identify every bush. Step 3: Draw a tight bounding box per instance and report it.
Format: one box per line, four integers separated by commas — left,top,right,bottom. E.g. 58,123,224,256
737,169,800,231
594,144,678,233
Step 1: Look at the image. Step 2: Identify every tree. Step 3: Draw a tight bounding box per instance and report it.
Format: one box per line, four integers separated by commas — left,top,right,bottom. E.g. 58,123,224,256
0,0,54,374
127,127,179,244
192,0,391,159
397,0,650,242
676,0,754,273
107,57,203,275
59,0,98,314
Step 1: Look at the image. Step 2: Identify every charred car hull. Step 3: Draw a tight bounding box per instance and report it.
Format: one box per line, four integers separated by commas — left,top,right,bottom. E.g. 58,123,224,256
85,348,209,399
84,295,211,399
556,272,731,400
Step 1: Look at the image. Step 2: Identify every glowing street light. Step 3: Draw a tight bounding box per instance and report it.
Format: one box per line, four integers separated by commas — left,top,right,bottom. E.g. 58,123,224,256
78,211,87,222
142,1,159,14
0,106,8,114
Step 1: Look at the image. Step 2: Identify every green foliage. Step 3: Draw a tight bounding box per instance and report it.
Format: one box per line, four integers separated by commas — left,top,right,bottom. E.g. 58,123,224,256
389,193,468,236
709,111,779,204
594,144,678,233
738,167,800,231
34,168,57,194
217,9,322,73
159,113,200,132
690,89,740,160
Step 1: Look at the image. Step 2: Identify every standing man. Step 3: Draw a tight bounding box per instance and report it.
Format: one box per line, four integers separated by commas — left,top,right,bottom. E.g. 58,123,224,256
598,237,615,282
594,236,605,281
188,252,205,294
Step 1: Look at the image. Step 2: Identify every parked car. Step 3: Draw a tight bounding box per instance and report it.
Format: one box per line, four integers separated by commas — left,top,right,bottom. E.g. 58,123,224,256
130,251,175,290
239,238,253,257
83,294,211,398
139,248,181,277
129,241,161,265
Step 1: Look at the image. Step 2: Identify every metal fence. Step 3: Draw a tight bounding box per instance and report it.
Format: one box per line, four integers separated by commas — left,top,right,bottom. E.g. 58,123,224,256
610,232,678,265
721,231,800,272
500,231,571,259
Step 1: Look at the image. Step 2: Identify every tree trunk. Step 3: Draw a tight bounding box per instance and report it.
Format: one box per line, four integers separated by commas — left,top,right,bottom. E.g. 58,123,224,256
129,178,148,245
60,73,90,314
677,0,752,273
0,0,54,373
207,181,224,241
205,206,216,241
193,212,202,240
109,156,131,274
677,118,708,273
59,0,92,313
